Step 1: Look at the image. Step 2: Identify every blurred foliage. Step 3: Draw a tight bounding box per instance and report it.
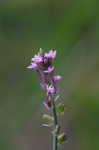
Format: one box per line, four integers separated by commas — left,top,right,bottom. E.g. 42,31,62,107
0,0,99,150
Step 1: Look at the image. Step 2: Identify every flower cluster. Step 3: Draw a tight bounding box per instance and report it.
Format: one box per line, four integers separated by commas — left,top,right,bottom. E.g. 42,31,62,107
27,49,62,108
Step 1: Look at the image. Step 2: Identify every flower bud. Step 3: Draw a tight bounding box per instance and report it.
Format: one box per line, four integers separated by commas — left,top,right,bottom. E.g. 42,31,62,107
52,125,60,136
57,133,67,144
42,114,54,127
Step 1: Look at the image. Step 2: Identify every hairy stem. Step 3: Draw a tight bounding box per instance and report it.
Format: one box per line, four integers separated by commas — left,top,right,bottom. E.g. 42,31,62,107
52,99,58,150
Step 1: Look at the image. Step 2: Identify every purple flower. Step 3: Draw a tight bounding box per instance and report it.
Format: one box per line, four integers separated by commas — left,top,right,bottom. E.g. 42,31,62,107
45,50,56,59
27,63,38,69
31,54,43,64
43,66,54,73
43,57,49,64
47,85,55,94
45,85,55,108
53,75,62,81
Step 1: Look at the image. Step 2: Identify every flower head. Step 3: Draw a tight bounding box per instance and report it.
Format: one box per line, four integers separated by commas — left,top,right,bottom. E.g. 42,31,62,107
27,49,61,108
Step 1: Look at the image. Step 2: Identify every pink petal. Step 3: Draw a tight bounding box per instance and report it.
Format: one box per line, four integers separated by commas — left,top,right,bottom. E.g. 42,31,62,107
53,75,62,81
27,63,37,69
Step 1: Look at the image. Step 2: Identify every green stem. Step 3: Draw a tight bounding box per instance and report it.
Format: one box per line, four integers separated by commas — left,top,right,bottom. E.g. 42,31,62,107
52,100,58,150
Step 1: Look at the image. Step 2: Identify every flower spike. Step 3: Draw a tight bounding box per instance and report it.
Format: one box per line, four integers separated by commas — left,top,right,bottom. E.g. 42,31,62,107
27,49,66,150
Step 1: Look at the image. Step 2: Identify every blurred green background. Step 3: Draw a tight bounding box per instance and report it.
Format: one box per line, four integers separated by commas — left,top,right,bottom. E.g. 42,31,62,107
0,0,98,150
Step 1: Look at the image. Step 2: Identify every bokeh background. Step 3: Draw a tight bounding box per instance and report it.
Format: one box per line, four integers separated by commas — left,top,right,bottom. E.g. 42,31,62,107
0,0,98,150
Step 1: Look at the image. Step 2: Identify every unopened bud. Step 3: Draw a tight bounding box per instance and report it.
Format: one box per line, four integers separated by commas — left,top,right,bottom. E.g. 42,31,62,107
39,48,43,54
42,114,54,127
52,125,60,136
57,133,67,144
